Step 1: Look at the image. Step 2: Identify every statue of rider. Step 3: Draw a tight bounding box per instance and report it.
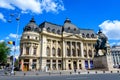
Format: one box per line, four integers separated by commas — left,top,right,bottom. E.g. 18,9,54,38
95,29,108,57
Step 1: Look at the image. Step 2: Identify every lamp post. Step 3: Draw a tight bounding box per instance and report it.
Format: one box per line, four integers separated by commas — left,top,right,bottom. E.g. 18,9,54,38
8,13,20,74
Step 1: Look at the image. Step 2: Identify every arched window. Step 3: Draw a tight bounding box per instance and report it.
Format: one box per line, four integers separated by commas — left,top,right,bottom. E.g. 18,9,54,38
57,30,60,34
57,48,61,57
52,48,56,56
74,28,76,31
52,29,55,33
68,27,70,30
84,50,87,57
67,48,70,56
82,33,85,37
26,47,29,55
72,49,76,56
27,26,31,31
78,49,81,56
91,34,94,38
86,33,89,38
46,47,50,56
47,27,50,32
88,50,92,57
33,48,37,55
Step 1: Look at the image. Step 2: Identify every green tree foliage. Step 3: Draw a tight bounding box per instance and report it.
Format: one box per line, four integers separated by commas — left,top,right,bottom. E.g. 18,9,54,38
0,42,11,65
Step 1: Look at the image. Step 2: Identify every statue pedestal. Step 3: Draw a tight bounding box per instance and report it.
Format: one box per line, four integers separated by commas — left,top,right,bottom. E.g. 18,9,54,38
93,55,113,71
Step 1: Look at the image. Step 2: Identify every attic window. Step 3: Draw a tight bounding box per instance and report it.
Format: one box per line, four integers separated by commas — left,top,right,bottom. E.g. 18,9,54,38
57,30,60,34
91,34,94,38
52,29,55,33
74,28,76,31
86,34,89,38
27,26,31,31
68,27,70,30
82,33,85,37
47,27,50,32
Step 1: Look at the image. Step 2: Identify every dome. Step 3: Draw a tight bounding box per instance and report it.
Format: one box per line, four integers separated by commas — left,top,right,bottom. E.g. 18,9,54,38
23,17,39,32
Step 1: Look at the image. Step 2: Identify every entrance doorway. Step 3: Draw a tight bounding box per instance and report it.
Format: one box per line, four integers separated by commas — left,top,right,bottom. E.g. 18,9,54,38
73,61,77,69
23,64,29,71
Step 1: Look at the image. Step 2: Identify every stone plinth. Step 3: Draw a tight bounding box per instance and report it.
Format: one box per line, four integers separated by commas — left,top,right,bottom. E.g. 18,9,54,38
93,55,113,71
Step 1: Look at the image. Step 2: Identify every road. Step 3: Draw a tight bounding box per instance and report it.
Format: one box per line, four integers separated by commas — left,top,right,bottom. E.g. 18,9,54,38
0,73,120,80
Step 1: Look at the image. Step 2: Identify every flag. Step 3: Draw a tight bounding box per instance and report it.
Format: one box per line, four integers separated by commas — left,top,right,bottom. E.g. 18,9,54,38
8,41,15,45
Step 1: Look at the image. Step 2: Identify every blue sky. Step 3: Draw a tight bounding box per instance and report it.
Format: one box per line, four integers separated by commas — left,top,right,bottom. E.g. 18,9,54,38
0,0,120,56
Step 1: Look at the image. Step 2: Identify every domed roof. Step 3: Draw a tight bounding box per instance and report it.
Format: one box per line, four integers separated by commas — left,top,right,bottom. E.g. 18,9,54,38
23,17,39,32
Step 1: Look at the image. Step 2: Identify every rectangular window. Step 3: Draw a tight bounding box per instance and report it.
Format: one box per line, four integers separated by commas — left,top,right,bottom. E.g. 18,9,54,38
26,47,29,55
33,48,37,55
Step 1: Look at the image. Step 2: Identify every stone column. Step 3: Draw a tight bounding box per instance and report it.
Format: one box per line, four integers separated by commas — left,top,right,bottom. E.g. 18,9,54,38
56,60,58,70
80,42,85,70
50,59,52,70
36,59,39,70
30,44,33,55
70,41,72,57
117,54,119,65
50,40,52,57
75,42,77,57
71,60,73,70
81,42,84,58
86,43,89,58
22,44,25,55
21,59,24,71
114,54,117,66
77,60,79,69
29,59,32,70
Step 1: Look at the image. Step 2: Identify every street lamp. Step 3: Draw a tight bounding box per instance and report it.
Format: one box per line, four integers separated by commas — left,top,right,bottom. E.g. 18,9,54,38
8,13,20,74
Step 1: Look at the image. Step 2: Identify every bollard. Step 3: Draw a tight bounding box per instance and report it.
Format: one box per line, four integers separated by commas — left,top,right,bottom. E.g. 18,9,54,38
60,72,61,75
24,73,26,76
36,73,39,75
95,71,97,74
103,71,105,73
88,71,89,74
49,72,51,75
110,71,112,73
117,71,119,73
78,72,80,74
70,72,72,75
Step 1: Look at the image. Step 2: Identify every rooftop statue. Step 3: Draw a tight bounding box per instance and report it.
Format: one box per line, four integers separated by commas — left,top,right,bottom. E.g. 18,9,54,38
95,30,108,57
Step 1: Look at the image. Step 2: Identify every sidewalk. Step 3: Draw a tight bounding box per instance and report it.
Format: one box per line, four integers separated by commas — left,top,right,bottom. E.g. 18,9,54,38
3,70,119,76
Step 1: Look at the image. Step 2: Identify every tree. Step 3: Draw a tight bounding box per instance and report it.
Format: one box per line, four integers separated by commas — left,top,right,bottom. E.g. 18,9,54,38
0,42,11,65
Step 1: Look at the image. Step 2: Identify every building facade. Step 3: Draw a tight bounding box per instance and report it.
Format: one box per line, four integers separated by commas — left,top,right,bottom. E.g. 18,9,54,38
19,18,98,71
111,45,120,68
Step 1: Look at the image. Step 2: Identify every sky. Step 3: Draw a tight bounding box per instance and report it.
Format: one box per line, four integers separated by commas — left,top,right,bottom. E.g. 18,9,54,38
0,0,120,56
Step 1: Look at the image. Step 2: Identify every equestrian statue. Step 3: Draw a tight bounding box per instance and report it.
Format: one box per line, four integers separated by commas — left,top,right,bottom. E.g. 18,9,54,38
95,30,108,57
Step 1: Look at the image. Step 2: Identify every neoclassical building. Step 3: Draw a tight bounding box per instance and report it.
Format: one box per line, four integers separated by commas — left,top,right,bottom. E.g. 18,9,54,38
111,45,120,68
19,18,97,71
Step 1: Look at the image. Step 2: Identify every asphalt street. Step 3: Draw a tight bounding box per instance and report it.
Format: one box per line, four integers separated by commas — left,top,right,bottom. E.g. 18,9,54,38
0,73,120,80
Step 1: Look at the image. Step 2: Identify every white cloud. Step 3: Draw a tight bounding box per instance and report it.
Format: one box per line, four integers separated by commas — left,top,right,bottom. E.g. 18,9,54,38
9,33,21,39
99,20,120,40
0,40,4,42
0,13,6,22
0,0,15,10
0,0,64,14
11,0,42,14
41,0,65,13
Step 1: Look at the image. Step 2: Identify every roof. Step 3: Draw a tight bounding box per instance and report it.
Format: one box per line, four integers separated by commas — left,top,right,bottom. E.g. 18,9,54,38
39,18,97,38
23,17,40,33
23,18,97,38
